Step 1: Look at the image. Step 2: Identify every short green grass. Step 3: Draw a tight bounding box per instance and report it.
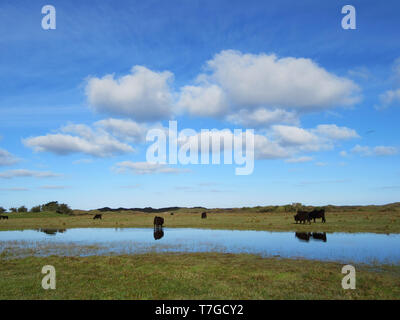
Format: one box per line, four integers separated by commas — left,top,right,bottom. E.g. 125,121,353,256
1,207,400,233
0,253,399,300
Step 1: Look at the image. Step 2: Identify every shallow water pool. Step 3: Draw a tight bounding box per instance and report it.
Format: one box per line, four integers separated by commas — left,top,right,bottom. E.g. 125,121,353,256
0,228,399,264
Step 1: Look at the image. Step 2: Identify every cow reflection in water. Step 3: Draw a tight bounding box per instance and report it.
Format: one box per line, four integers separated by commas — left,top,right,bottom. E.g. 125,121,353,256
295,232,327,242
38,228,66,235
311,232,327,242
153,216,165,240
295,232,311,242
153,227,164,240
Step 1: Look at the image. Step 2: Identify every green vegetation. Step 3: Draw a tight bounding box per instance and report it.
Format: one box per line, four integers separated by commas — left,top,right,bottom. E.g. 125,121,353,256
1,205,400,233
0,253,399,299
36,201,73,215
1,203,399,300
30,205,41,213
17,206,28,213
0,201,73,216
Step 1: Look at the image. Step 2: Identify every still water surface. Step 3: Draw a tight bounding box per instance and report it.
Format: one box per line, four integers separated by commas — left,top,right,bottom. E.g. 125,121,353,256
0,228,399,264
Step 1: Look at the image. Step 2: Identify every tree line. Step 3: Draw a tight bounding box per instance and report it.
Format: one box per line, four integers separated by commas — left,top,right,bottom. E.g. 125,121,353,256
0,201,73,215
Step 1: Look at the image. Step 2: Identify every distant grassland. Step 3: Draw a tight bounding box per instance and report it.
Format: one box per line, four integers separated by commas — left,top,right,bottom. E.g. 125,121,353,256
1,205,400,233
1,253,399,299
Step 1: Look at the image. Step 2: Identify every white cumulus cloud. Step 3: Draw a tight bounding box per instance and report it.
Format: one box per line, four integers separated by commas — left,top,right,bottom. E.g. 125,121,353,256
85,66,174,121
205,50,360,109
226,108,299,127
177,50,360,126
272,125,319,146
375,58,400,110
177,84,228,117
312,124,359,140
83,50,361,129
23,123,134,157
95,118,150,143
376,89,400,110
351,145,398,156
0,148,20,166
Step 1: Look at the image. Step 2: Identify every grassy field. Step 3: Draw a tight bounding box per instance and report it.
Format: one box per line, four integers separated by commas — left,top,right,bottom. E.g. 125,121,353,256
1,206,400,233
0,253,399,299
1,206,399,300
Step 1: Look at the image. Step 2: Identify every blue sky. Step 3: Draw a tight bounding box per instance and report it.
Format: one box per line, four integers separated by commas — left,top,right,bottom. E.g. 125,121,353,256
0,0,399,209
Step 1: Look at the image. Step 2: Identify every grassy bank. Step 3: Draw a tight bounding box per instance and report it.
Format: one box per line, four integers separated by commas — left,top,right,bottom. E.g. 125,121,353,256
1,207,400,233
0,253,399,299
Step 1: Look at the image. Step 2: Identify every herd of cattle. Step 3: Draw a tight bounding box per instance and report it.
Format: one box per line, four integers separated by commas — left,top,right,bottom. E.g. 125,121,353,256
152,209,326,227
294,209,326,224
0,209,327,242
1,209,327,225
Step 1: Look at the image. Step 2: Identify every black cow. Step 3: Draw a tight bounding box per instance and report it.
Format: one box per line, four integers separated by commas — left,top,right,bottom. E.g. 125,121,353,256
170,212,174,215
154,216,164,227
309,209,326,223
0,216,8,220
294,210,311,224
93,214,102,220
201,212,207,219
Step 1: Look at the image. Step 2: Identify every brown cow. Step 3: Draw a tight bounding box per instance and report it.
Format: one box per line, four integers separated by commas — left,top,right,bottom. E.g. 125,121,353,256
93,214,102,220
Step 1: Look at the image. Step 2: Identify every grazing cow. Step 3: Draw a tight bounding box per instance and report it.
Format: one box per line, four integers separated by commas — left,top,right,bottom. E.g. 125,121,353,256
170,212,174,215
294,210,311,224
311,232,327,242
93,214,102,220
201,212,207,219
154,216,164,228
0,216,8,220
154,228,164,240
295,232,311,242
309,209,326,223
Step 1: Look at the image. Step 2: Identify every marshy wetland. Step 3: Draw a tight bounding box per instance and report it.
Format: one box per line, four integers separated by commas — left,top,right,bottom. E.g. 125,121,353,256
1,205,400,299
1,228,400,264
